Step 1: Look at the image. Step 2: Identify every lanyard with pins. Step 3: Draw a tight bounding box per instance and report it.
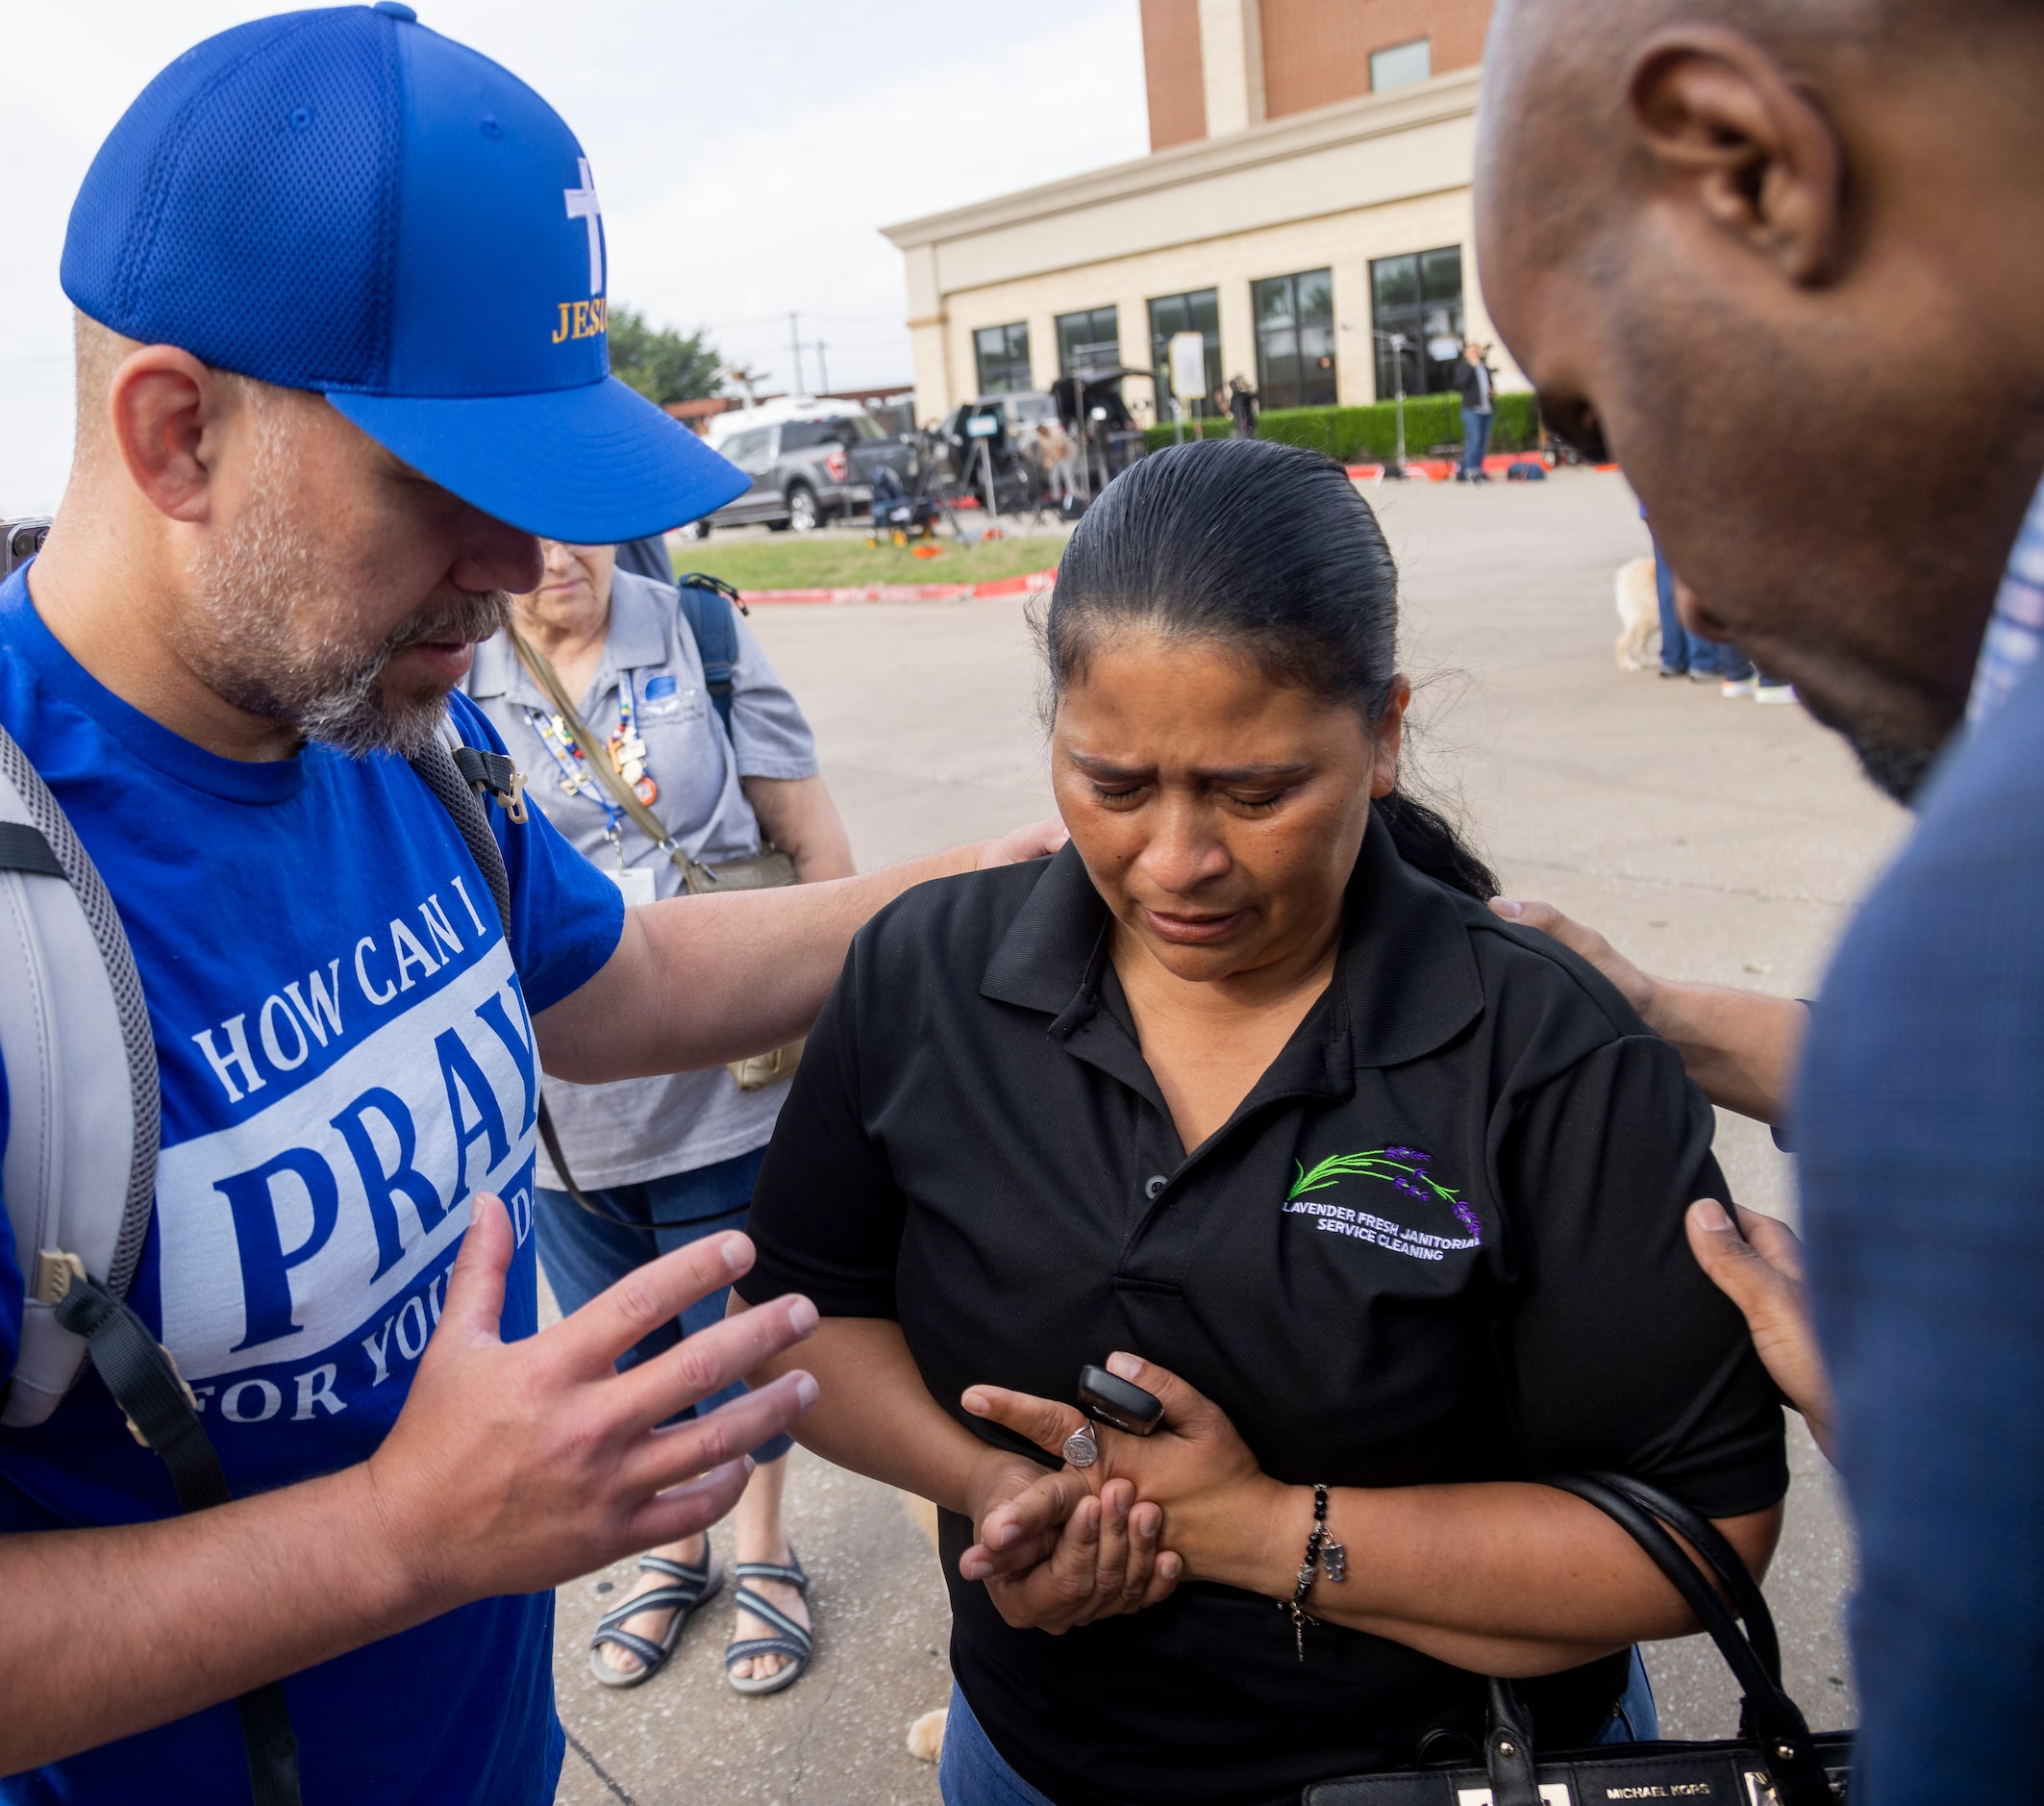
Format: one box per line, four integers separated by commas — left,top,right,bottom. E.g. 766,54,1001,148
611,675,652,798
524,704,627,858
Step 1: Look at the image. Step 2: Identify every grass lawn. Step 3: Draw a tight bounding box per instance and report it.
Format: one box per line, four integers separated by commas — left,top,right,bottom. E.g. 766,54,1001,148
664,531,1064,592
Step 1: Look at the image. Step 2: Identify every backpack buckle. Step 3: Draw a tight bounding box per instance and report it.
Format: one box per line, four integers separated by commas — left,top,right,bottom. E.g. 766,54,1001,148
451,744,530,824
33,1248,86,1307
501,765,529,825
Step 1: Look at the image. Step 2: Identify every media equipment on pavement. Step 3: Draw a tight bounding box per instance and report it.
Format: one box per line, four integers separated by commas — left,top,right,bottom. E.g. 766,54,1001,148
4,517,52,579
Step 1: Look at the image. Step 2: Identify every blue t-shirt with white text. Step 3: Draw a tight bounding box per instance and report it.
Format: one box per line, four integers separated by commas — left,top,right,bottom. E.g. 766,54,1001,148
0,564,625,1804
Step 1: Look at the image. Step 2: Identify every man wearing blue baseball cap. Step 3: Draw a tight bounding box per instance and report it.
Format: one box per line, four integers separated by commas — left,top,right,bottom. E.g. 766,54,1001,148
0,8,1059,1802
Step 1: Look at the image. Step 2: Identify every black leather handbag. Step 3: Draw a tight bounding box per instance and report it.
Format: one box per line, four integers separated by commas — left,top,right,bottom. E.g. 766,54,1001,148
1304,1473,1853,1806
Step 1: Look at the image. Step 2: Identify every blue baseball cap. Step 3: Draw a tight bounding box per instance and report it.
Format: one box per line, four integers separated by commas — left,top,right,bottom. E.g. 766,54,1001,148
61,3,745,542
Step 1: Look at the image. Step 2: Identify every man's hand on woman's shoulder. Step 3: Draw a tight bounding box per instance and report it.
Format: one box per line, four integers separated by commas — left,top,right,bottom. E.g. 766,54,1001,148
974,815,1069,870
1686,1200,1835,1462
1487,897,1659,1018
1487,896,1807,1127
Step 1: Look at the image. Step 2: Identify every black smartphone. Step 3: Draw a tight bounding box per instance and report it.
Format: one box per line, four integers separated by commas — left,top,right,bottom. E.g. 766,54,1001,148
1077,1364,1163,1437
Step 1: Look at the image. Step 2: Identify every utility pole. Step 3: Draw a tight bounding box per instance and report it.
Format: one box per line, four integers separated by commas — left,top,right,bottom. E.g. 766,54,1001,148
788,313,805,396
815,340,831,395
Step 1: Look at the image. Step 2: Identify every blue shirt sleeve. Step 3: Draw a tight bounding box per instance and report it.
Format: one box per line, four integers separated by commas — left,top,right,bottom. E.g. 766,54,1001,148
1798,671,2044,1801
448,692,624,1014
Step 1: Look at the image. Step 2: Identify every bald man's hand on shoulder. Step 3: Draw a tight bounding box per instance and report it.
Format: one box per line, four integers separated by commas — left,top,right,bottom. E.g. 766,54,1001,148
1487,897,1807,1126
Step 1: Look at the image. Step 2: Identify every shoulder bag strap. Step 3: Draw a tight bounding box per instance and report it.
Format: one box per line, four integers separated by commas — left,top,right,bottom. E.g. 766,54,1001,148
408,730,615,1226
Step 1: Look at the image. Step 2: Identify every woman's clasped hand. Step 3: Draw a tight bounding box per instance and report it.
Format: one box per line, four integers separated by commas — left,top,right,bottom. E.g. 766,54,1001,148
957,1426,1183,1632
960,1352,1267,1625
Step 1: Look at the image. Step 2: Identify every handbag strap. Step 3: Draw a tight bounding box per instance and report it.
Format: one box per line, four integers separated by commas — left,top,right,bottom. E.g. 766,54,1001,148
1483,1677,1540,1806
1589,1470,1782,1685
1525,1474,1832,1806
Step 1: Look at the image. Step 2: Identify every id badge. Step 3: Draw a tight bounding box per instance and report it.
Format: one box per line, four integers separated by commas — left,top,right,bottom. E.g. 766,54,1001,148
611,865,657,908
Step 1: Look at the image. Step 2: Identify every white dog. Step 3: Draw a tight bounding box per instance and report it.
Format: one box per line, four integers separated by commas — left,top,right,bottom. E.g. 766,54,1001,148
1614,554,1659,671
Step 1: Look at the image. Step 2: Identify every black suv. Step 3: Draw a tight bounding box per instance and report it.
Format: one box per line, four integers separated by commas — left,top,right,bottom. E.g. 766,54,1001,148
680,411,912,537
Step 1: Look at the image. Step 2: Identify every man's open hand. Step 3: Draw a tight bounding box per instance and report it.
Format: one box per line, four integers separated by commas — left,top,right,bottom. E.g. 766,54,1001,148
364,1194,819,1611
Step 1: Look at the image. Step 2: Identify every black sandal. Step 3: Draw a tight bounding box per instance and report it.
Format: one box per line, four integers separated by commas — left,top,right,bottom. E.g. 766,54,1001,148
589,1546,724,1690
724,1550,813,1696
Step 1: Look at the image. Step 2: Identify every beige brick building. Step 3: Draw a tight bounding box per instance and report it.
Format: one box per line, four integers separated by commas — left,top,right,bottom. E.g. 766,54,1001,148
882,0,1518,425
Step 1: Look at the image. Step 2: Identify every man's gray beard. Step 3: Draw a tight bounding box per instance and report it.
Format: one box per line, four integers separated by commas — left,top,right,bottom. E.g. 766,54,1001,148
289,583,511,758
185,448,509,759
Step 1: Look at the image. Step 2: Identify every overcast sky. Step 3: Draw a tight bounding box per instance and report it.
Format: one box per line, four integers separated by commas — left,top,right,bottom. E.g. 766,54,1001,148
1,1,1147,513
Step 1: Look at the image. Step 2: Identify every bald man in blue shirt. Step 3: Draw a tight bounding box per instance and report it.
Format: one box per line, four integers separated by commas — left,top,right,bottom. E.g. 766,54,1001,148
1471,2,2044,1801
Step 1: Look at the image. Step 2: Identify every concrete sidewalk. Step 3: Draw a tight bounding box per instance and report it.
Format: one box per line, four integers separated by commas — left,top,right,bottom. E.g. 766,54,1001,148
553,466,1899,1803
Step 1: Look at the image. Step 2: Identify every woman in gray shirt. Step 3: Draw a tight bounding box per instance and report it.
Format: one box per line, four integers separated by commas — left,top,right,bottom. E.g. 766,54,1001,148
468,539,853,1695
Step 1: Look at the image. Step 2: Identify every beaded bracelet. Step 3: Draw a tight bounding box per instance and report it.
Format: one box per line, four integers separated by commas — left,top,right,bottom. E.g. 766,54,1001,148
1282,1483,1348,1660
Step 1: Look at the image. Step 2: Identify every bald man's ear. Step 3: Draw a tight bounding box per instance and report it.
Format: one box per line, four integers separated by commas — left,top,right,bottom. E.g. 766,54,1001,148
1629,30,1843,287
107,346,232,524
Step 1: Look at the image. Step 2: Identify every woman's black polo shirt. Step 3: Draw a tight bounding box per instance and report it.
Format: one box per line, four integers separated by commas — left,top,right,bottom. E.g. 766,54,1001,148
740,816,1787,1806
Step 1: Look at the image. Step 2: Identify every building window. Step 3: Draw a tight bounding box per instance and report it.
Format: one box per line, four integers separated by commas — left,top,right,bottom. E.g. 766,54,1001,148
1147,289,1222,415
1369,246,1465,399
1056,306,1122,377
1370,38,1432,92
974,322,1032,395
1252,268,1336,410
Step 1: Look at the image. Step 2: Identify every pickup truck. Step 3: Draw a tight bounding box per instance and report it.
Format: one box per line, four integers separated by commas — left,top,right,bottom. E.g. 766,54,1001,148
680,409,914,537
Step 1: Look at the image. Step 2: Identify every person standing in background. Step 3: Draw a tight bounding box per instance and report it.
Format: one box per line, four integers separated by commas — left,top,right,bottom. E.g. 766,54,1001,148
1453,340,1498,482
1034,420,1079,503
1644,504,1770,695
1227,374,1259,439
469,540,853,1695
1658,547,1796,703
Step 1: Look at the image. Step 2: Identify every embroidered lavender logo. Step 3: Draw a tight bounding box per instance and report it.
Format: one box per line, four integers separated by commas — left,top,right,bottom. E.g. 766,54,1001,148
1282,1146,1482,1263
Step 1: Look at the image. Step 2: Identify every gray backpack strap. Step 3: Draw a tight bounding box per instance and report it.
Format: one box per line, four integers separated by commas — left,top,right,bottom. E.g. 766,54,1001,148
0,721,157,1427
409,726,609,1221
0,723,303,1805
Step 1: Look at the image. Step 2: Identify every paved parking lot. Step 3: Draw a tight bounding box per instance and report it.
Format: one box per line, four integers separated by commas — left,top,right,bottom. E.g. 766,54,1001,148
553,467,1902,1804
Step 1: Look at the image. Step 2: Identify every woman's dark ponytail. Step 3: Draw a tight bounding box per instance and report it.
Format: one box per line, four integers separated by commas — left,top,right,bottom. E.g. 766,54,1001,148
1372,790,1498,900
1044,437,1497,900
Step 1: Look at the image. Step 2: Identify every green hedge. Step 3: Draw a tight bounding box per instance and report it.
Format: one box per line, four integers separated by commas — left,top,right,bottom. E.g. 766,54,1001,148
1141,391,1540,463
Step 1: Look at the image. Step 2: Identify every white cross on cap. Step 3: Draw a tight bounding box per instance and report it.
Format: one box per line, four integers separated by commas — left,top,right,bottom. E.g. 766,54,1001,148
563,157,603,296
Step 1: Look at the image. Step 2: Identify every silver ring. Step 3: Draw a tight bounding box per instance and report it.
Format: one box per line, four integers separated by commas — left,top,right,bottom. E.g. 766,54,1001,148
1062,1423,1099,1468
